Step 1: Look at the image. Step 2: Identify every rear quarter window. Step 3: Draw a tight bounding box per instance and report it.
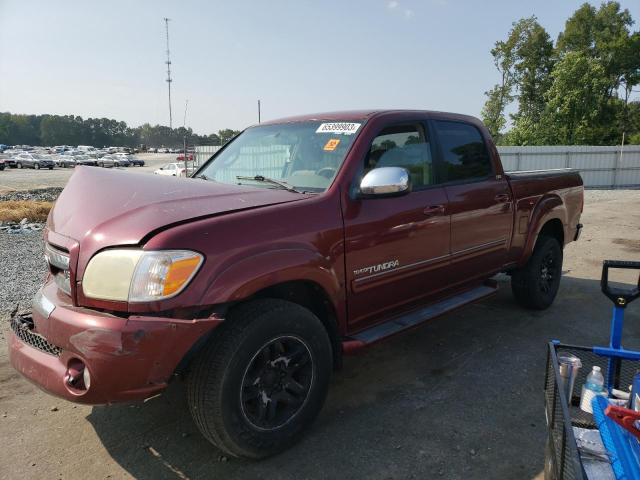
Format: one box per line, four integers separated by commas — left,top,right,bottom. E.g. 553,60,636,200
434,121,492,182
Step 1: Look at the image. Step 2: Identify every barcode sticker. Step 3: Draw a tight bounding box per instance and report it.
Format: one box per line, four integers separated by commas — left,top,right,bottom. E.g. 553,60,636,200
316,123,361,135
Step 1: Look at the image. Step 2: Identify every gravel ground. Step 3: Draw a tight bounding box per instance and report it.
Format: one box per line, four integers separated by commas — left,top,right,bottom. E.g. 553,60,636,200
0,233,46,317
0,190,638,480
0,187,63,202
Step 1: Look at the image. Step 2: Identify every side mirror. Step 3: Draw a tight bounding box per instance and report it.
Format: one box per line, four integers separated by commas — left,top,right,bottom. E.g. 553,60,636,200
359,167,411,198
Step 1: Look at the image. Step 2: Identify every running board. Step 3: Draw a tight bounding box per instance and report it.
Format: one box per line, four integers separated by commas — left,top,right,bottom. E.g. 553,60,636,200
343,282,497,351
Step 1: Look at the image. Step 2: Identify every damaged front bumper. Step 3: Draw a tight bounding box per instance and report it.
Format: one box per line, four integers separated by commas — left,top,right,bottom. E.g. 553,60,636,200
8,281,222,404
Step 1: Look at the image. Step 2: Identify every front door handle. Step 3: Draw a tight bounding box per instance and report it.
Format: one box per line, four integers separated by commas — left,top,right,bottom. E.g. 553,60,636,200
423,205,445,217
494,193,510,203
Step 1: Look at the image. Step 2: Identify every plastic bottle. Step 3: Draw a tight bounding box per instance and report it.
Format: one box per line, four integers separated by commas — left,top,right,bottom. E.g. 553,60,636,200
580,366,605,413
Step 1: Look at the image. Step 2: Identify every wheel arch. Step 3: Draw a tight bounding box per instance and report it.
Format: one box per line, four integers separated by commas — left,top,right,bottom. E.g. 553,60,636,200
518,194,567,266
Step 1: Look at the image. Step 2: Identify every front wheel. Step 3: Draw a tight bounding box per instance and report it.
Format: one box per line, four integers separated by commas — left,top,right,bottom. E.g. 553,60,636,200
187,299,332,459
511,235,563,310
34,163,40,170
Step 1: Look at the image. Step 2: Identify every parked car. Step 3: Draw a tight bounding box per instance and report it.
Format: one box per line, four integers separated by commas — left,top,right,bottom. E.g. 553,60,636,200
97,155,115,168
112,153,131,167
176,152,194,161
8,110,583,460
0,153,16,168
0,157,5,171
14,152,55,169
58,155,77,168
128,156,145,167
154,162,186,176
74,155,98,167
97,154,129,168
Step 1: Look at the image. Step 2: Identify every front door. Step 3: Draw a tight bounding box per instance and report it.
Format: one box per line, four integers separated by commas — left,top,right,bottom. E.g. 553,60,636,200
342,122,451,331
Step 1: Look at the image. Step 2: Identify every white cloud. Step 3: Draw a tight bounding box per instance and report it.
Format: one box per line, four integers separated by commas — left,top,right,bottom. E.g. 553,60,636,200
386,1,414,19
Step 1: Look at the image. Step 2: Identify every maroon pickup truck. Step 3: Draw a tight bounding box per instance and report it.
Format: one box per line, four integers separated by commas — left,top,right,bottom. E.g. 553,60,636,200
9,110,583,458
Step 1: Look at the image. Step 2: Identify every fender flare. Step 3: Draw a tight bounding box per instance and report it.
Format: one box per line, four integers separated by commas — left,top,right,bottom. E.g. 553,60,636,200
518,194,567,266
199,247,345,324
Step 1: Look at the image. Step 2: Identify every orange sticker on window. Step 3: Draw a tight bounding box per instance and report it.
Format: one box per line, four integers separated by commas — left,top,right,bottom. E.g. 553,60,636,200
323,139,340,151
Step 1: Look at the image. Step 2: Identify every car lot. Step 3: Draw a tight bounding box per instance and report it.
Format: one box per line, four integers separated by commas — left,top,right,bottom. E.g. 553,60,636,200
0,190,638,479
0,154,175,192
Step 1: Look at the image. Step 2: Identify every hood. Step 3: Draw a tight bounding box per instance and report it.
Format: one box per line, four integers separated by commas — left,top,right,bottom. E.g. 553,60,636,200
48,167,310,246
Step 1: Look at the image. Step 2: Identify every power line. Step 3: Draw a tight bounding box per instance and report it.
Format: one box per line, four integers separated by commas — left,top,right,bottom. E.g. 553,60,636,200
164,17,173,129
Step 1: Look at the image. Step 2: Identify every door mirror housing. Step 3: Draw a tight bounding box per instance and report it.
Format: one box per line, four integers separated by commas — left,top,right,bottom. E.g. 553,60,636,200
359,167,411,198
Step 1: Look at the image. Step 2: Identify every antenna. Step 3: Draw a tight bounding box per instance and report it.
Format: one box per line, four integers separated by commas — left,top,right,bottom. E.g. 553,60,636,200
164,17,173,129
183,99,189,128
258,99,261,123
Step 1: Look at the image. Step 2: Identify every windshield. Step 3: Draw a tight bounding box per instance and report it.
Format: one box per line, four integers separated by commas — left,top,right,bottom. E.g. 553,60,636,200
197,121,362,193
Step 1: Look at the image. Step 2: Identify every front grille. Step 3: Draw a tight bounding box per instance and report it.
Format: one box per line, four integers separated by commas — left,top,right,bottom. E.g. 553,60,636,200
45,243,71,296
10,313,62,357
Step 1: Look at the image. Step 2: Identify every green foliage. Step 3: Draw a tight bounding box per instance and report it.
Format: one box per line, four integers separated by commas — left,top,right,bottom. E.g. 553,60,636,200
483,2,640,146
0,112,240,148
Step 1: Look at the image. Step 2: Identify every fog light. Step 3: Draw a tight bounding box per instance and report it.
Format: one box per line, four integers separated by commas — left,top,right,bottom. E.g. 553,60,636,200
65,359,89,392
83,367,91,390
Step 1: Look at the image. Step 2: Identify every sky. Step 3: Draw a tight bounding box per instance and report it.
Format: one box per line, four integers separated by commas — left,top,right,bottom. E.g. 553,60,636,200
1,0,639,135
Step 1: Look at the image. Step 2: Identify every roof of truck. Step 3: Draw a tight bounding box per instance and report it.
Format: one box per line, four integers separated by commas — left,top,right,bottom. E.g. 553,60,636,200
257,109,481,126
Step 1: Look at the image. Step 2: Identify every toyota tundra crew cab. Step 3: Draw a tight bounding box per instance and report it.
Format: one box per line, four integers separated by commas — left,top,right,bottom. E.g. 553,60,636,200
9,110,584,458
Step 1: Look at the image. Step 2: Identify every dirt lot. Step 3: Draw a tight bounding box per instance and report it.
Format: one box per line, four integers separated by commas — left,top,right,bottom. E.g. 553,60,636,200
0,190,639,480
0,154,175,193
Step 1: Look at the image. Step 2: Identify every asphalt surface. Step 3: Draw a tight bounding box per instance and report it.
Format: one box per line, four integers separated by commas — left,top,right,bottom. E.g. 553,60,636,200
0,190,638,480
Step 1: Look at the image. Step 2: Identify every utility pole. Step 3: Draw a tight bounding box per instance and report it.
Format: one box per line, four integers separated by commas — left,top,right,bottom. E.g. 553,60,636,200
183,99,188,174
164,17,173,129
258,99,261,123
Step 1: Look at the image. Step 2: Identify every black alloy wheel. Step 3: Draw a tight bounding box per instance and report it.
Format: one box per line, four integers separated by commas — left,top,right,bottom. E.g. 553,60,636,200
240,335,313,430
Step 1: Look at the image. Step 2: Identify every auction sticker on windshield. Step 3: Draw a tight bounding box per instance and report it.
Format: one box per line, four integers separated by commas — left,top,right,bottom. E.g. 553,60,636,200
316,123,361,135
323,139,340,151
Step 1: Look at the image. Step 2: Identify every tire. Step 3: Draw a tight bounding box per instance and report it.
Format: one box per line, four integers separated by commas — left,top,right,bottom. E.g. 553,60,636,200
17,162,22,169
511,235,563,310
187,299,333,459
48,166,53,170
34,163,40,170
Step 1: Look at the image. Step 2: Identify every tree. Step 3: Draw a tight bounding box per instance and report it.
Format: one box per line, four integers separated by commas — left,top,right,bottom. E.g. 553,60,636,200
543,52,612,144
218,129,240,145
481,17,554,140
0,112,243,148
486,2,640,145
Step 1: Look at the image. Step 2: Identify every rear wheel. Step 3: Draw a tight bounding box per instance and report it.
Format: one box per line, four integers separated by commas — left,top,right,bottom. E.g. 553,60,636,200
187,299,332,459
17,162,22,169
34,163,40,170
511,235,563,310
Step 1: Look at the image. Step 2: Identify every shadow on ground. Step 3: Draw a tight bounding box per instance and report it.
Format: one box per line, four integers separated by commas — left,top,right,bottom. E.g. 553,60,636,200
86,275,640,480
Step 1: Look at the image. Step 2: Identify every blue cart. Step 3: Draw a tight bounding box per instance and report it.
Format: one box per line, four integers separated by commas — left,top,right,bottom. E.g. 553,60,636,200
544,260,640,480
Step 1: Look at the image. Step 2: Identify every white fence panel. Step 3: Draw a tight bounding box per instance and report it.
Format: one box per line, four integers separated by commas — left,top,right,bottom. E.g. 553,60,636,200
497,145,640,189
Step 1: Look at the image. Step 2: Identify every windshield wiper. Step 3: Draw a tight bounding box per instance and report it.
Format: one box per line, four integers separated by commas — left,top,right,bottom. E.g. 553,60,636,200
194,173,211,181
236,175,303,193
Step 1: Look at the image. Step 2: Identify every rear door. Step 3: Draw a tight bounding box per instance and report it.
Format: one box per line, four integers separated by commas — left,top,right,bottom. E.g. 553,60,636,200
343,121,451,330
432,120,513,283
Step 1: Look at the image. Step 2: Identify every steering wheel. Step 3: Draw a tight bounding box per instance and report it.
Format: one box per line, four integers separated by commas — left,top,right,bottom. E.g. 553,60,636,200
315,167,336,179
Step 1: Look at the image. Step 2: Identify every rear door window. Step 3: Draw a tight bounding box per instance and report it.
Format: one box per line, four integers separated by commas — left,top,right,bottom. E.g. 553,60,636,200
434,121,492,182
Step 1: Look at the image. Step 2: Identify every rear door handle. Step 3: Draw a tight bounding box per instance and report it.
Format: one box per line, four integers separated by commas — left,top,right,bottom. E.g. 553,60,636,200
423,205,445,217
494,193,510,203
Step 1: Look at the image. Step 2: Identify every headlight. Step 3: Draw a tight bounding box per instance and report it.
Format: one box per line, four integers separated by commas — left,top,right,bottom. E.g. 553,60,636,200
82,249,203,302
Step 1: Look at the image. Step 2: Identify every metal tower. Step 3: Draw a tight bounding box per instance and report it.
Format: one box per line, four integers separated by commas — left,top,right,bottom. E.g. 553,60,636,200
164,17,173,129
